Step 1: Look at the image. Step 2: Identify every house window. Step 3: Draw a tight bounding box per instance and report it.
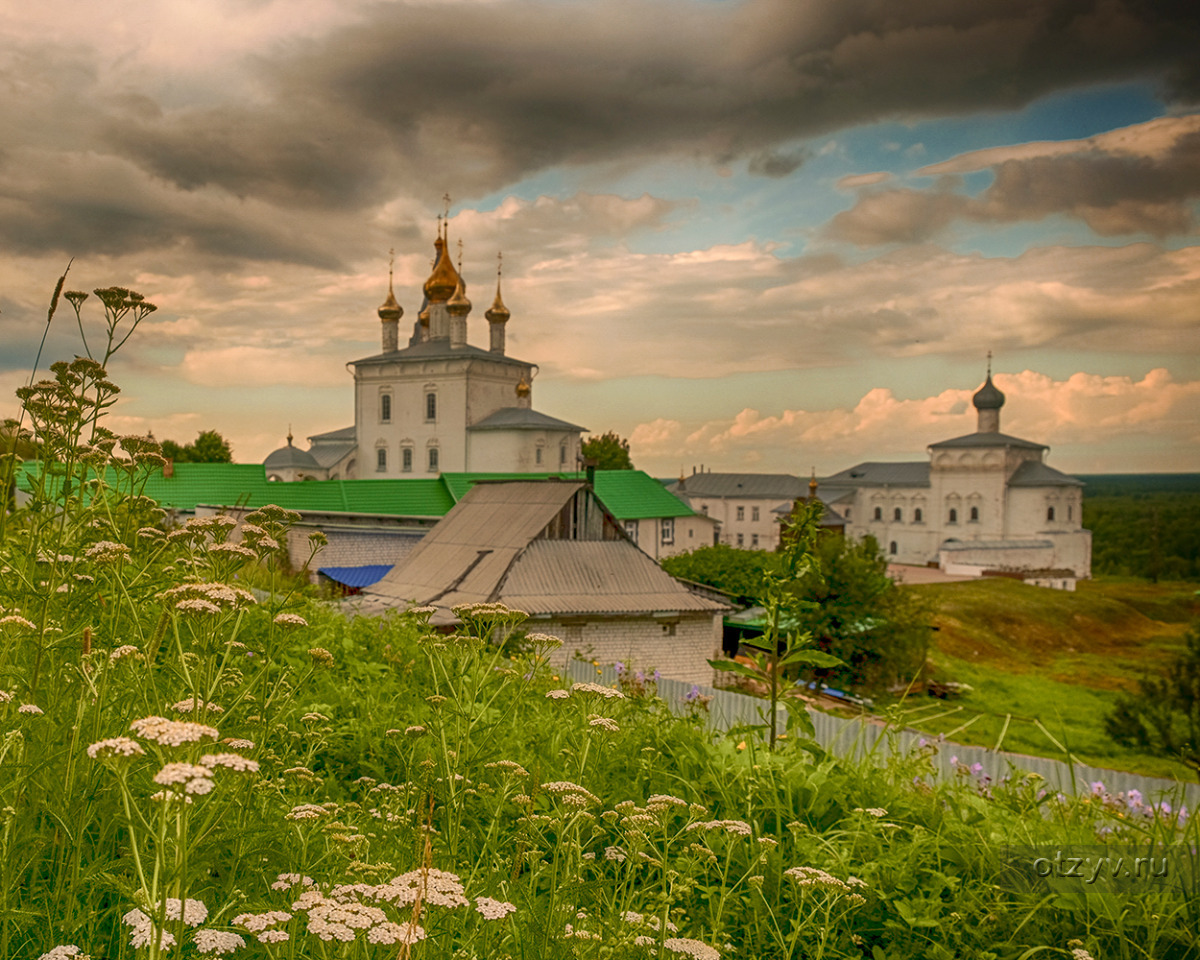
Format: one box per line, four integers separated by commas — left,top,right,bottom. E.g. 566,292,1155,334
751,506,760,522
1047,506,1056,522
737,506,745,521
889,541,897,555
737,533,744,547
844,507,851,519
701,504,709,515
380,393,392,423
751,533,759,548
402,447,413,472
661,518,674,545
376,448,387,472
535,445,543,465
893,507,902,522
624,520,638,543
970,506,979,522
428,447,439,472
948,508,958,524
914,508,923,523
873,506,882,521
425,392,437,421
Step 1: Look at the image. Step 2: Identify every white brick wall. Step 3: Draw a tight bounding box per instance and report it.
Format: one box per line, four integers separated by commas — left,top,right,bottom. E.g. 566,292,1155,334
535,613,723,685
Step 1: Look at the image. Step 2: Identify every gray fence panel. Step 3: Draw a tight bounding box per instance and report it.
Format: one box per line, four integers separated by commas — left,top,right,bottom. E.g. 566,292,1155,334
561,661,1199,806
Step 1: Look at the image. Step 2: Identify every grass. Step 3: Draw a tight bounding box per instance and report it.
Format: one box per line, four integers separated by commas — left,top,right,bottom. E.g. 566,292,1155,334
896,577,1200,779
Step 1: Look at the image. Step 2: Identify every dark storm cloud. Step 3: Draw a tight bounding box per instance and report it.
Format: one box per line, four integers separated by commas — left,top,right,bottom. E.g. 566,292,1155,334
104,0,1200,208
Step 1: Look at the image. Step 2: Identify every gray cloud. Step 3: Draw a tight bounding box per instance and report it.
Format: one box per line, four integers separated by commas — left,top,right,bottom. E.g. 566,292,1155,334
824,188,969,245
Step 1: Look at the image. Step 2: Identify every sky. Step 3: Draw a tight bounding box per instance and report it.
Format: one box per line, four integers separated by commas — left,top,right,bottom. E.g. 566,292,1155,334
1,0,1198,478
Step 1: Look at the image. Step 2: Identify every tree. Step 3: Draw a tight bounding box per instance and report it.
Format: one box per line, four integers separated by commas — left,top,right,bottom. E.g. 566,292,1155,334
662,544,778,606
1105,623,1200,779
160,429,233,463
580,430,633,470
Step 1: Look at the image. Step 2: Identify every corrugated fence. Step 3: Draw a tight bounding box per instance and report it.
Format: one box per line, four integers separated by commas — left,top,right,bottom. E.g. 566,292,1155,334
563,661,1200,806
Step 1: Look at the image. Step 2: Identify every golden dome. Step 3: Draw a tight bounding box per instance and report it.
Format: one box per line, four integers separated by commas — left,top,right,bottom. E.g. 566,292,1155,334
485,277,510,324
418,303,430,325
377,286,402,322
423,235,460,303
515,375,531,398
447,274,471,316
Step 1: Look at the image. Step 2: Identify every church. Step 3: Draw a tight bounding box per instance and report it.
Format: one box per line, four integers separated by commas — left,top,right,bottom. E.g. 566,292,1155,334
819,367,1092,589
264,224,586,481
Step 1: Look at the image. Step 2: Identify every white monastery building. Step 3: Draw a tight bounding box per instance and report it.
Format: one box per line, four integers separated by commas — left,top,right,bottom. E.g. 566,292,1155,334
820,368,1092,589
264,226,585,481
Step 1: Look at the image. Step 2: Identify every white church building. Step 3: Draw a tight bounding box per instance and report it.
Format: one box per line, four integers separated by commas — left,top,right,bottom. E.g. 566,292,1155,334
820,370,1092,589
264,226,585,481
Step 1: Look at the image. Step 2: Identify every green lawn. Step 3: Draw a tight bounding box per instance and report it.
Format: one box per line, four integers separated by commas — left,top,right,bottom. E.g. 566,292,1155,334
894,577,1200,780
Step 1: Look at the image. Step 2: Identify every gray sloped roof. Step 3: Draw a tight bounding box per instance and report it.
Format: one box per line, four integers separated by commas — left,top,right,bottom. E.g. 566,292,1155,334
929,431,1046,451
468,407,587,432
770,497,848,525
666,473,804,499
309,425,356,443
307,441,356,469
500,540,726,614
820,462,931,487
1007,460,1084,487
350,339,530,368
263,442,320,471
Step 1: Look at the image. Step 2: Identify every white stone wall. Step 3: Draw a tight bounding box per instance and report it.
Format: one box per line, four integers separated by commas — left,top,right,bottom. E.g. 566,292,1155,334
622,514,719,560
466,428,580,473
535,613,723,686
685,496,785,551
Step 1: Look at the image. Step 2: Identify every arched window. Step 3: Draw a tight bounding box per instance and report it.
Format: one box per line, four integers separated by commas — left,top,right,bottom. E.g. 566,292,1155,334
893,507,902,522
948,508,958,524
428,447,439,472
889,541,898,555
1047,506,1056,521
970,506,979,522
1068,504,1073,521
380,393,392,422
873,506,882,521
425,392,437,421
402,447,413,472
535,444,544,465
376,448,387,472
559,441,568,465
914,508,923,523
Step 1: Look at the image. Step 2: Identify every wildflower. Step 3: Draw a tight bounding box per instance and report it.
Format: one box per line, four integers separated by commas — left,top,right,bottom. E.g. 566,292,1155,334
165,898,209,926
300,712,329,723
154,762,216,795
1071,950,1096,960
109,644,141,661
270,874,313,891
853,807,888,818
194,930,244,954
570,681,625,699
542,781,601,805
173,697,224,715
208,542,257,560
84,541,131,562
687,820,752,836
0,615,36,630
286,804,327,821
308,647,335,667
784,866,851,891
0,691,11,703
273,613,308,627
256,930,288,943
368,922,426,945
87,737,145,760
545,689,570,700
475,897,517,920
19,704,44,716
199,753,260,773
663,937,721,959
131,716,219,747
123,909,176,951
222,738,255,749
604,846,627,862
176,599,223,615
371,868,469,909
405,725,426,736
37,947,90,960
527,632,563,648
588,715,619,732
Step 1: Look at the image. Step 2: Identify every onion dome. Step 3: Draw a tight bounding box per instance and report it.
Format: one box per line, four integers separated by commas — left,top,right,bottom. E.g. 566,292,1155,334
446,274,471,317
972,374,1005,411
515,375,531,398
264,432,319,472
485,276,510,324
423,235,460,303
377,286,402,323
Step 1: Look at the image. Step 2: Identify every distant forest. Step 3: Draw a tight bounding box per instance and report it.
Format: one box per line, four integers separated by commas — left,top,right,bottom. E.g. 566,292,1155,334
1081,474,1200,581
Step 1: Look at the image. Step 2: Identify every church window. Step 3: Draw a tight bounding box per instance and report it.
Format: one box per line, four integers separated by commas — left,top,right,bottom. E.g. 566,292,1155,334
402,447,413,472
536,445,543,465
425,392,437,421
844,507,851,519
970,506,979,522
376,448,387,472
560,441,568,465
889,541,897,555
752,506,760,522
1047,506,1055,522
428,447,439,472
914,508,923,523
873,506,882,521
380,393,392,423
737,506,745,521
948,508,958,524
701,504,709,515
661,518,675,545
893,507,902,522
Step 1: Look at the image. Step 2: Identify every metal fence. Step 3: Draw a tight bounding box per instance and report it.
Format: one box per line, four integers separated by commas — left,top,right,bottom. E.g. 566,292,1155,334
563,661,1200,806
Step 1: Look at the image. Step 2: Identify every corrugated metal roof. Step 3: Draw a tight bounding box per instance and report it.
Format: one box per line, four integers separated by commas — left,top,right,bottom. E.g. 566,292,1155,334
500,540,727,614
929,431,1046,451
309,425,355,443
665,472,804,499
307,441,356,469
821,462,931,487
468,407,586,432
1007,460,1084,487
318,565,394,588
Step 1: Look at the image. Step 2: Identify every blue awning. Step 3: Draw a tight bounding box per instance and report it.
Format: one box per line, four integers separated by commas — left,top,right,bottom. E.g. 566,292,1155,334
318,564,394,588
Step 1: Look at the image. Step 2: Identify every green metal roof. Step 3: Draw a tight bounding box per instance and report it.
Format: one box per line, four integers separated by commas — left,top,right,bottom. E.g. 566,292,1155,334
441,470,696,520
17,463,688,522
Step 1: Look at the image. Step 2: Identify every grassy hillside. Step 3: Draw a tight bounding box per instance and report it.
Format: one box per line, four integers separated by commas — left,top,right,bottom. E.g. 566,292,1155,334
899,577,1200,780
